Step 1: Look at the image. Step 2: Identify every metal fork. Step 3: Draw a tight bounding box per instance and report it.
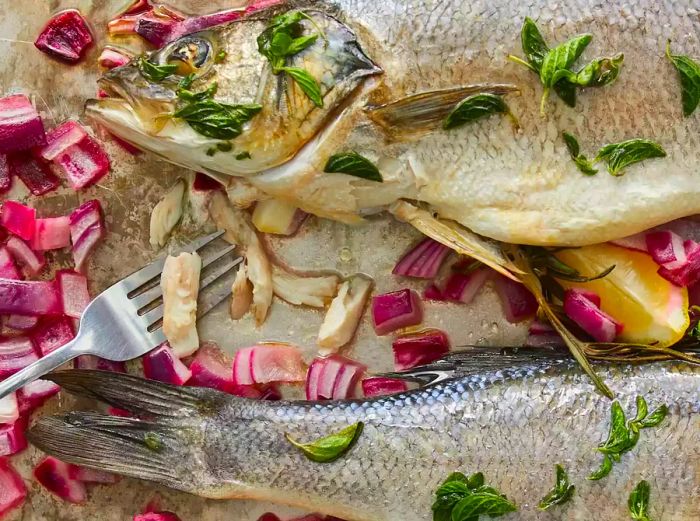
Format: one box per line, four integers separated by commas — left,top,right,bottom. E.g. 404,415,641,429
0,231,242,400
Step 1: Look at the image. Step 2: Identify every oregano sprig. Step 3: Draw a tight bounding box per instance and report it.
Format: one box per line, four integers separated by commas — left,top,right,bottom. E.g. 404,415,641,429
538,464,575,511
666,40,700,117
628,480,654,521
432,471,517,521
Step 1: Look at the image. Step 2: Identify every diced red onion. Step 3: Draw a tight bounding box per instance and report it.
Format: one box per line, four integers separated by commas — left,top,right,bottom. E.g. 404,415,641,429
136,14,180,47
0,392,19,424
0,245,20,279
361,377,408,397
107,16,139,36
57,270,90,319
6,235,45,276
97,47,132,69
134,513,182,521
525,320,564,348
646,230,687,269
0,279,62,316
0,154,11,194
232,346,253,386
0,337,39,378
31,217,71,251
107,407,132,417
316,356,344,400
67,465,119,484
0,420,27,457
17,379,60,415
442,267,489,303
36,120,88,161
423,283,446,301
31,317,75,356
8,152,59,195
609,233,648,253
0,94,47,153
304,357,325,400
305,355,365,400
371,288,424,336
188,343,267,398
392,329,450,371
689,281,700,307
491,273,538,323
392,237,451,279
1,201,36,241
233,344,306,386
330,357,366,399
72,221,105,273
5,314,38,331
142,344,192,385
0,458,26,518
69,199,103,243
55,134,111,190
657,240,700,287
33,457,88,504
563,289,623,343
178,9,246,36
257,514,282,521
34,10,93,64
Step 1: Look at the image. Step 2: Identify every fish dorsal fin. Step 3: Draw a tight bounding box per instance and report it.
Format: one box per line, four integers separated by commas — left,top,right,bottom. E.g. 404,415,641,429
377,346,572,386
366,84,519,139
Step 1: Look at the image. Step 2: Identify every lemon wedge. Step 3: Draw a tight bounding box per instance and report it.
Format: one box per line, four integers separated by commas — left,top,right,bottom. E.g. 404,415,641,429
555,243,688,347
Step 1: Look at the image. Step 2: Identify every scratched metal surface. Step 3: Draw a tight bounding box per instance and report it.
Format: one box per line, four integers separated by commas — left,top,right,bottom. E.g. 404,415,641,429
0,1,526,519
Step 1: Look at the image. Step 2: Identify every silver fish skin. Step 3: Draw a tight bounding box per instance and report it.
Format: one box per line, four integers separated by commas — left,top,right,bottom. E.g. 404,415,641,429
88,0,700,246
28,360,700,521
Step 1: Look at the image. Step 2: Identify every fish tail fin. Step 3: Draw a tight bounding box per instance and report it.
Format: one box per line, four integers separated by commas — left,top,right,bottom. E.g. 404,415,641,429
27,370,224,491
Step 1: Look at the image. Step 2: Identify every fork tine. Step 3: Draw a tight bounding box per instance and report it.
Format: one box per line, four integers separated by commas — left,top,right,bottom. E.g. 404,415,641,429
124,230,225,293
199,257,244,292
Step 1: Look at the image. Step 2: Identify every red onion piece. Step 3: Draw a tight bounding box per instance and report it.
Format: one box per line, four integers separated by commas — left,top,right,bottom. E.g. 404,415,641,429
1,201,36,241
8,151,59,195
193,172,223,191
97,47,132,69
136,14,180,47
233,344,306,385
609,233,648,253
0,392,19,424
142,344,192,385
0,245,20,279
67,465,119,484
646,230,687,269
0,279,62,315
69,199,103,243
305,355,365,400
107,407,132,417
5,314,38,331
423,283,446,301
232,346,254,386
122,0,150,15
33,457,88,504
6,235,45,275
257,514,282,521
361,377,408,397
34,10,93,64
658,240,700,287
0,94,47,153
108,16,139,36
55,134,111,190
31,217,71,251
31,317,75,356
371,289,424,335
316,356,344,400
0,337,39,378
72,222,105,273
289,515,326,521
73,354,126,373
393,238,451,279
57,270,90,318
491,274,538,323
37,120,88,161
689,281,700,307
525,320,565,348
331,357,366,399
0,458,27,518
134,513,182,521
563,289,623,343
304,357,325,400
188,343,267,398
0,420,27,457
392,329,450,371
17,379,60,415
442,267,489,303
178,9,246,36
0,154,11,194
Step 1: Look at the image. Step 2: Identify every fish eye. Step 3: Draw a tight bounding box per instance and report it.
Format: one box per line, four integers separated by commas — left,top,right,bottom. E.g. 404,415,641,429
162,37,212,76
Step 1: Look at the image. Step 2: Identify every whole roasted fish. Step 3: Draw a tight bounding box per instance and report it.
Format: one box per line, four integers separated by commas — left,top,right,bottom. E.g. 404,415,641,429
88,0,700,247
28,353,700,521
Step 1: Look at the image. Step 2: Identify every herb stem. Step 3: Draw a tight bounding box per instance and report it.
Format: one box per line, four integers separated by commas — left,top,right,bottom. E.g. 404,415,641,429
507,54,538,72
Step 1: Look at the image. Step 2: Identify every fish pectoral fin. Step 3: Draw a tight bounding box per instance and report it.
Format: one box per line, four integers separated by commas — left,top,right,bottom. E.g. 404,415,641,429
376,346,571,386
389,200,522,280
365,84,519,138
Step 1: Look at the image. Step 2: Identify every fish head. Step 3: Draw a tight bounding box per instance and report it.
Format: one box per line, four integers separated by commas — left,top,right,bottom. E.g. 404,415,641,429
87,9,382,177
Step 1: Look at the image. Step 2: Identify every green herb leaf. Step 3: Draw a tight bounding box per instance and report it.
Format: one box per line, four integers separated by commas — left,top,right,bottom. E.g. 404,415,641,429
287,34,319,56
571,53,624,87
563,131,580,157
466,472,485,490
539,34,592,113
538,464,575,511
595,139,667,176
520,17,549,70
436,481,471,499
629,396,649,429
638,404,668,429
587,454,613,481
177,81,218,102
214,50,227,63
598,401,633,455
138,56,178,82
441,472,470,486
143,432,163,452
270,31,294,59
450,491,517,521
666,41,700,116
553,80,577,107
280,66,324,107
285,422,363,463
178,74,195,91
628,480,653,521
562,131,598,175
443,93,512,130
174,100,262,140
324,152,382,182
235,151,251,160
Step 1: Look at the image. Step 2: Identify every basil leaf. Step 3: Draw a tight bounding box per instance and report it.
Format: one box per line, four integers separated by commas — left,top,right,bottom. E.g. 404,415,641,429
270,31,293,58
443,93,511,130
433,495,466,521
595,139,667,176
573,53,624,87
174,100,262,140
442,472,470,486
598,401,630,454
324,152,382,182
539,34,592,112
177,81,218,102
521,17,549,70
666,41,700,116
281,66,324,107
563,131,580,157
538,464,575,511
553,80,577,107
466,472,485,490
138,57,178,82
562,131,599,175
638,404,668,429
450,491,517,521
437,481,471,498
629,395,649,429
587,454,613,481
178,74,195,91
286,34,319,56
235,151,251,160
628,480,653,521
285,422,363,463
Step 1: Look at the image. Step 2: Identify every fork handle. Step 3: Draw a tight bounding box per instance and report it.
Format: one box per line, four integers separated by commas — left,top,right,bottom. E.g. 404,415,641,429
0,338,82,400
